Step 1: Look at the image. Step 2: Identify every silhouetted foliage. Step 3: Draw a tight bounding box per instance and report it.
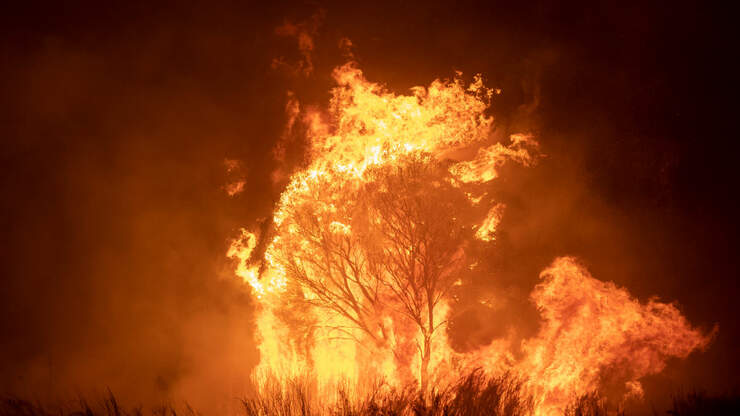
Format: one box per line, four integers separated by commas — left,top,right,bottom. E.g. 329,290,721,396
3,383,739,416
0,392,185,416
243,371,531,416
562,393,616,416
664,390,740,416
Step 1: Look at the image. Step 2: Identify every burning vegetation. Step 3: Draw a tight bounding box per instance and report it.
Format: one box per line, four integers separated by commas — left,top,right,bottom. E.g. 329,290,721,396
227,62,715,415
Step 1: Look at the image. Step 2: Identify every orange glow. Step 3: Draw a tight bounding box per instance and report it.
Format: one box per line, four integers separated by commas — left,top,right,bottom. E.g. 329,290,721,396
228,62,712,415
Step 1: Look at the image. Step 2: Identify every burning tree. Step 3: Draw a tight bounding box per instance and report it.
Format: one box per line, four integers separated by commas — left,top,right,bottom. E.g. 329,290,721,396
363,155,473,393
228,61,712,415
270,153,476,393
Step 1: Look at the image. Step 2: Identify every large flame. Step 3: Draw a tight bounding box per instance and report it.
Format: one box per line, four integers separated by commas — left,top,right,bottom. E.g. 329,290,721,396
228,62,712,415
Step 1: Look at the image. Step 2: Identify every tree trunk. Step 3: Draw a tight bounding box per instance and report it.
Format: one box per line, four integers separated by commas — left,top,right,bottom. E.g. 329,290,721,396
420,334,431,396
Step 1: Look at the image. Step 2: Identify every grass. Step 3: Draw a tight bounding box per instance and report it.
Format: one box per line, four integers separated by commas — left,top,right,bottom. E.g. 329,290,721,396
664,389,740,416
562,393,615,416
242,370,531,416
0,391,197,416
2,377,738,416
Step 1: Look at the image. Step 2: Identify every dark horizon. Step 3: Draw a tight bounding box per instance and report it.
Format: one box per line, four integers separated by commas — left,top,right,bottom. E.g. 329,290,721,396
1,1,738,413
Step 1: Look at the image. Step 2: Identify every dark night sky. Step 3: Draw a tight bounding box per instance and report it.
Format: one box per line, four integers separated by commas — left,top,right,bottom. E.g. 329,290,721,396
1,0,738,412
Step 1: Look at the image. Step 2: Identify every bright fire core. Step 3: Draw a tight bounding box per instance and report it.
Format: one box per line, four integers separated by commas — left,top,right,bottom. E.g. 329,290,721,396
228,62,713,415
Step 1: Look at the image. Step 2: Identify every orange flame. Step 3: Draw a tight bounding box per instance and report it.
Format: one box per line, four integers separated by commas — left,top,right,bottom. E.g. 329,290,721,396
522,257,712,414
228,62,712,415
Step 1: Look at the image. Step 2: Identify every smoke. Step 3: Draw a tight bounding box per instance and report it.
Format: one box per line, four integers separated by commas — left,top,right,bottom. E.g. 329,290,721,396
0,6,286,411
1,2,737,415
272,11,325,77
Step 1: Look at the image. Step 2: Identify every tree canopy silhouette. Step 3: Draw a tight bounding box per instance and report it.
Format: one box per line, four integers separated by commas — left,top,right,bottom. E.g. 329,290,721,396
270,153,479,392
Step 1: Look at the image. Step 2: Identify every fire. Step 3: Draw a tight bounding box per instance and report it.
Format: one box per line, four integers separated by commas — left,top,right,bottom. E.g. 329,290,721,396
518,257,713,415
228,61,713,415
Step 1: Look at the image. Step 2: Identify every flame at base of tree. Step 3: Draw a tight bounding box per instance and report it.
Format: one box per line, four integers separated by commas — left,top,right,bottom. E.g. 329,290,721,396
228,62,714,415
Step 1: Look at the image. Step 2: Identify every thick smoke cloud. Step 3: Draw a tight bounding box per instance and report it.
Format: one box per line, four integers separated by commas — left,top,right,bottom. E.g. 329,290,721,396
1,1,737,414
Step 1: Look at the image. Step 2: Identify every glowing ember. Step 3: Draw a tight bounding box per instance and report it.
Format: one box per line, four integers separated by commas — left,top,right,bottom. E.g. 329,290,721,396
228,61,713,415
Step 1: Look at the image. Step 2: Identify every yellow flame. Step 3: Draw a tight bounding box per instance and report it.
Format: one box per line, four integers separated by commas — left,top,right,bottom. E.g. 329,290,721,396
228,62,712,416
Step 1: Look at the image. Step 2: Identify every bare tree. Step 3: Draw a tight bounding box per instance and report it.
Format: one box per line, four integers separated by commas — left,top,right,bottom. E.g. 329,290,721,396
270,153,474,393
271,173,391,350
363,155,471,393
